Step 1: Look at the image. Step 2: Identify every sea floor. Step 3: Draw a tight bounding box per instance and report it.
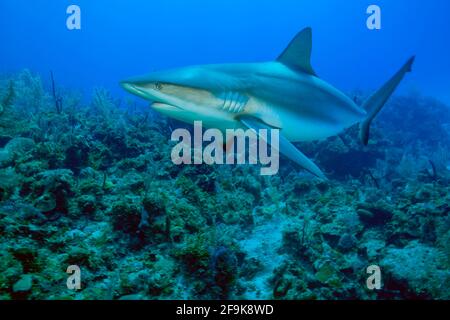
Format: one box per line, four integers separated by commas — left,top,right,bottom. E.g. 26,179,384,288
0,70,449,300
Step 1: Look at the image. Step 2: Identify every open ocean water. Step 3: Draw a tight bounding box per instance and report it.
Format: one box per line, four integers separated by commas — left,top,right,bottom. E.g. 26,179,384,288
0,0,449,301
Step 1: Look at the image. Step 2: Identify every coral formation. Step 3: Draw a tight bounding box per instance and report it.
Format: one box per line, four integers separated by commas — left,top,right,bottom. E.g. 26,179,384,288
0,70,449,300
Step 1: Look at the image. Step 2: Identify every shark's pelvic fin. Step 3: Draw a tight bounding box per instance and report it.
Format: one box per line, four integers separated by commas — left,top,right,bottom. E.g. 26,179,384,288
239,115,327,179
359,56,415,145
277,27,317,76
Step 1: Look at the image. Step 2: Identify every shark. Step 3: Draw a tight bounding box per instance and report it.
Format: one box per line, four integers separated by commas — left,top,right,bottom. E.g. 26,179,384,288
121,27,415,179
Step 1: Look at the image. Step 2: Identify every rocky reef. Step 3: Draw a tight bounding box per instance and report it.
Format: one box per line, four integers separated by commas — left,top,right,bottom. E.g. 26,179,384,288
0,70,449,300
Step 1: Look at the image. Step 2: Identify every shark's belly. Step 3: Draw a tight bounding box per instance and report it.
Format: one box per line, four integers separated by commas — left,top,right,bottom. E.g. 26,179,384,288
248,78,367,142
278,107,345,141
249,97,365,142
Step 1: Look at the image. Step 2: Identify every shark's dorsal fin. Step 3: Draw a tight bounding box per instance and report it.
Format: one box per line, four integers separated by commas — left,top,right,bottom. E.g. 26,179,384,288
277,27,317,76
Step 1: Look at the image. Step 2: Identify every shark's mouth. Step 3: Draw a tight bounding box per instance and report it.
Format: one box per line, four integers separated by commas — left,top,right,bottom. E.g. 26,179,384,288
151,102,182,112
121,82,182,110
120,83,147,99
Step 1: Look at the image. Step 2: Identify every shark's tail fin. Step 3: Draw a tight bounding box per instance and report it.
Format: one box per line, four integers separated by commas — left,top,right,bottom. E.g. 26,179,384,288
359,56,415,145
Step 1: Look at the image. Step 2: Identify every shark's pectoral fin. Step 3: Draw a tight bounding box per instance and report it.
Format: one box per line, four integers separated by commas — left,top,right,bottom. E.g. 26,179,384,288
239,116,327,180
277,27,317,76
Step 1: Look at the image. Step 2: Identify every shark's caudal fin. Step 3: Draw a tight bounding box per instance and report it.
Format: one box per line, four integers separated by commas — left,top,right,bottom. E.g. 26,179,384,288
239,115,327,179
359,56,415,145
278,27,317,76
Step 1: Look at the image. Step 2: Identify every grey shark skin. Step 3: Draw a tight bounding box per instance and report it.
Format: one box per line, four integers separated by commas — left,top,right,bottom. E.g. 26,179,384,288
121,28,414,179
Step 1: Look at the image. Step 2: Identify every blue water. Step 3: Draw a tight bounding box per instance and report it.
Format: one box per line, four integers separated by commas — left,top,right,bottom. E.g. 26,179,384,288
1,0,449,102
1,0,450,301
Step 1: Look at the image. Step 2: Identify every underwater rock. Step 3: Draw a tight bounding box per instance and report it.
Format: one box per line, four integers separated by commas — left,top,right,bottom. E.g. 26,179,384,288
280,220,314,257
319,209,361,248
0,252,23,297
0,68,448,300
167,197,207,236
64,142,89,175
16,160,48,177
320,223,346,247
380,241,450,299
140,192,170,243
210,246,238,298
35,169,75,194
281,226,303,253
32,169,75,213
356,200,393,225
0,135,12,148
293,178,313,194
142,192,166,217
77,194,97,215
11,247,41,273
270,262,313,299
340,252,366,276
4,137,35,156
273,275,293,298
337,233,357,252
314,134,383,177
12,274,33,293
79,167,99,180
118,294,145,300
174,233,213,291
0,201,46,228
34,194,57,213
239,257,264,280
64,246,96,270
77,175,106,196
0,167,23,201
313,261,342,288
315,180,330,193
110,200,142,234
174,233,239,299
414,184,438,202
146,255,176,296
379,96,450,151
181,164,218,193
0,149,13,168
118,171,145,192
240,175,262,199
356,209,374,222
361,238,386,259
437,229,450,264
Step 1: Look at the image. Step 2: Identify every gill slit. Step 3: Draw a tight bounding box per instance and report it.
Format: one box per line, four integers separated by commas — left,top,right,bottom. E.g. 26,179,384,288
221,91,248,114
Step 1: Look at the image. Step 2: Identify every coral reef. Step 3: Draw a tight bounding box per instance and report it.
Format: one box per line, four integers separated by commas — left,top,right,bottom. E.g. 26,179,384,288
0,70,449,300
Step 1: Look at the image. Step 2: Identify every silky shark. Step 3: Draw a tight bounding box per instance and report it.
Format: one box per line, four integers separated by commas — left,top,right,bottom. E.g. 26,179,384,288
121,27,414,179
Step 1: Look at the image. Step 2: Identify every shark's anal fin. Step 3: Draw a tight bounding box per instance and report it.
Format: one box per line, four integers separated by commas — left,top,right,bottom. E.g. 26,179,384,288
239,116,327,180
277,27,317,76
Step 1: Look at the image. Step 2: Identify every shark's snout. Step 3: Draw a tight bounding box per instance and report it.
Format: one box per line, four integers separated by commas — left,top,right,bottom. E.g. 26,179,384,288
120,81,133,92
120,80,147,99
120,79,139,91
120,78,175,108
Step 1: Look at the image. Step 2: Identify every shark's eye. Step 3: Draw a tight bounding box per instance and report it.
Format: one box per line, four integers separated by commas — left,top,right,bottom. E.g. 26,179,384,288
154,82,163,91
